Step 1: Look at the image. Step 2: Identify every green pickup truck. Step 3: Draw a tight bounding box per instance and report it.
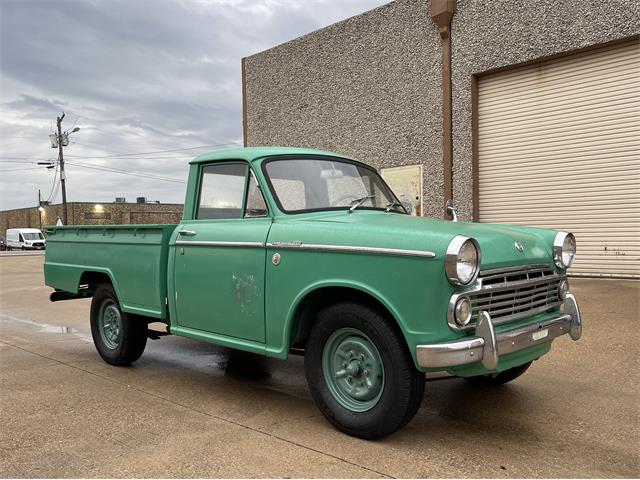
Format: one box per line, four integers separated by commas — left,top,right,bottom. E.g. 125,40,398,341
44,147,582,439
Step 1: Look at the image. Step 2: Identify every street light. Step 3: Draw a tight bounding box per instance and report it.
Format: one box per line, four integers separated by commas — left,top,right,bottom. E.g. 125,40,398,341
46,112,81,225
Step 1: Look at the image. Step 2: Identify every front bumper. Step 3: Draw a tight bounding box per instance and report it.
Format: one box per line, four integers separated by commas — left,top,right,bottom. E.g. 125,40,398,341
417,293,582,370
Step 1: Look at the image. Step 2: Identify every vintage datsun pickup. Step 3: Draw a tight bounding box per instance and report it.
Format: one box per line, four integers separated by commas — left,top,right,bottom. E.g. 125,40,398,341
44,147,582,439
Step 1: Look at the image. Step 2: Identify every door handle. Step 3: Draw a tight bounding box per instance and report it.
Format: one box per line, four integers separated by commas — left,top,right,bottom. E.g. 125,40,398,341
178,229,197,236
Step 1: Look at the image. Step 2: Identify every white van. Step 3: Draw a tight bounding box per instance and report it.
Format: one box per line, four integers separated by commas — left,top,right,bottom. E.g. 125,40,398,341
6,228,46,251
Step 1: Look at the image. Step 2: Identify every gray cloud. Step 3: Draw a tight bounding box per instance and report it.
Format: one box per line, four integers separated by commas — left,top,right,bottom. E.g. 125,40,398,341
0,0,388,210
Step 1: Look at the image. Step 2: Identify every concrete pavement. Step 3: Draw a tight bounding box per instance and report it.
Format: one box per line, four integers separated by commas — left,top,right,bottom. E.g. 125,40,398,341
1,256,638,477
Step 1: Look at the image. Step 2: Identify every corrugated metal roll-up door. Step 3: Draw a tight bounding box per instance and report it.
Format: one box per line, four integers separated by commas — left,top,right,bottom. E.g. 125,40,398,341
478,40,640,278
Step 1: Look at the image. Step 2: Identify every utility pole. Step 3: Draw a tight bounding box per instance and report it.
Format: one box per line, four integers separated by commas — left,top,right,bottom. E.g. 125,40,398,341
57,113,68,225
38,189,42,230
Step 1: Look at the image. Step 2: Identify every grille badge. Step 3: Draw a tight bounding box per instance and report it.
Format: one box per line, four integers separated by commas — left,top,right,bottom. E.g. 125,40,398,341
515,241,524,253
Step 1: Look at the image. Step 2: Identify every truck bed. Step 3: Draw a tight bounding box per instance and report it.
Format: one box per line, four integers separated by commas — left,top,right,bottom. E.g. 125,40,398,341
44,224,177,319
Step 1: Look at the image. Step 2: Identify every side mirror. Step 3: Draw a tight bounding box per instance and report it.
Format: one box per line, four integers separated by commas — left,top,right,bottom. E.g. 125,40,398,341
445,200,458,222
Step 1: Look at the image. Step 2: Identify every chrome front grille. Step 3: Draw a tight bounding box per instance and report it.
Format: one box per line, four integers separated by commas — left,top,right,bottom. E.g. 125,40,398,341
449,265,564,330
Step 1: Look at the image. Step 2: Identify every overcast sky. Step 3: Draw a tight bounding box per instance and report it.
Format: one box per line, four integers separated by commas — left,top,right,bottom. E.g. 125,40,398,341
0,0,388,210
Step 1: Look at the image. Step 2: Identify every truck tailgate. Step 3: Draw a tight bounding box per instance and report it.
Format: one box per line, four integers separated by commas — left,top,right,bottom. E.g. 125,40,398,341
44,224,177,319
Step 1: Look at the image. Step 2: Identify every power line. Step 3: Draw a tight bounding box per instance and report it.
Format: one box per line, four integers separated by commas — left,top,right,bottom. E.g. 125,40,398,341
0,166,44,172
45,167,59,204
0,141,242,162
64,161,187,184
63,142,242,159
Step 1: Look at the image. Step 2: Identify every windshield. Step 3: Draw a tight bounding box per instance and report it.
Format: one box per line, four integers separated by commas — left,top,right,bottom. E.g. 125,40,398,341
22,232,44,240
263,158,406,214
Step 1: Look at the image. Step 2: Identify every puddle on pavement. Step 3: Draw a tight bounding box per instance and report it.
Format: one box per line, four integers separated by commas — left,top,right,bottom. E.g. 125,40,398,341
39,325,79,334
0,313,92,342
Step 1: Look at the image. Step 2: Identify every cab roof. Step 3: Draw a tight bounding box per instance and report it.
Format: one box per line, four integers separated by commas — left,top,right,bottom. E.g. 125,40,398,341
189,146,354,165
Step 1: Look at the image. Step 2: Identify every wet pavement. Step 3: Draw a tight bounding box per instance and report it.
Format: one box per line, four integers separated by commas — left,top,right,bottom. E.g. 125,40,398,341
1,255,638,478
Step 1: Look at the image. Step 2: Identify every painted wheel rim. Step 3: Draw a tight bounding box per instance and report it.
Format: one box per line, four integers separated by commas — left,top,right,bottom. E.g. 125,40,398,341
322,327,385,412
99,300,122,349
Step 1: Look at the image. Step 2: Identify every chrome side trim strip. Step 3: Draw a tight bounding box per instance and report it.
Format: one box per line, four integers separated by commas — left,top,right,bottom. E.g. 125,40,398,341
175,240,265,248
265,242,435,258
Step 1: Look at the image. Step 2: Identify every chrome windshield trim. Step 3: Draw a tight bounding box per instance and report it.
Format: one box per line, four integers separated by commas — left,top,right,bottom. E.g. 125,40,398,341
176,240,265,248
266,242,435,259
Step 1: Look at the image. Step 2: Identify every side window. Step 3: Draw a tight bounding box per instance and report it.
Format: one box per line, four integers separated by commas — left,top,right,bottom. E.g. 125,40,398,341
197,163,247,219
245,172,268,218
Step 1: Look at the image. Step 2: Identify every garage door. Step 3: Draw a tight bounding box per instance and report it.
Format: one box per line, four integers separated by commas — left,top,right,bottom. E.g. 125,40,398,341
478,40,640,278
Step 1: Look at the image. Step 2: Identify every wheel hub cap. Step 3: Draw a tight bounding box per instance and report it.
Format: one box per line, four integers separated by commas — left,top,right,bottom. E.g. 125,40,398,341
322,328,385,412
99,301,122,349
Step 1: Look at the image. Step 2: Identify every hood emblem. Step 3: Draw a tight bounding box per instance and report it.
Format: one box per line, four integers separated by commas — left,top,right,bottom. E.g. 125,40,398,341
515,241,524,253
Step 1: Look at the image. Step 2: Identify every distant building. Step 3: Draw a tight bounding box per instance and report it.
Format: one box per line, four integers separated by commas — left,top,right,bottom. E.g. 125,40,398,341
0,200,183,233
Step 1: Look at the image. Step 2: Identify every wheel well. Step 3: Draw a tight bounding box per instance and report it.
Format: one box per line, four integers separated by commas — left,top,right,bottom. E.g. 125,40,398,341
78,271,113,294
289,286,402,350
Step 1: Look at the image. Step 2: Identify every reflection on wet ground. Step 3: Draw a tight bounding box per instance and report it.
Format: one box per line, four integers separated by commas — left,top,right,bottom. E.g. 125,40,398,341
219,349,272,380
0,313,90,341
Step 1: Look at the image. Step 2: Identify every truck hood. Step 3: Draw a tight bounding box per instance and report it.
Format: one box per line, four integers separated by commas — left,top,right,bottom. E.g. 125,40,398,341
276,211,560,270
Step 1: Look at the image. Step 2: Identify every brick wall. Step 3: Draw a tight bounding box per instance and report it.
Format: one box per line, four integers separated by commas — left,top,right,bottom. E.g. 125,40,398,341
0,202,183,238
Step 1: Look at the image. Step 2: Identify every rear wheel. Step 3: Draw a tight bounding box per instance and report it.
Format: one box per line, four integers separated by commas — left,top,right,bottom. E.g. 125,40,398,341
304,302,425,439
90,284,147,366
464,361,532,386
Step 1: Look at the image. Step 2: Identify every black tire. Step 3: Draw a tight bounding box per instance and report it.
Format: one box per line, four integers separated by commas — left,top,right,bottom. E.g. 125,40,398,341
90,284,147,366
304,302,425,440
464,361,532,386
6,246,10,251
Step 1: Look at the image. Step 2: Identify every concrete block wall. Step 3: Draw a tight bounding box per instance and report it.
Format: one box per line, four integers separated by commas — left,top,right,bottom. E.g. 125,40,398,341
244,0,445,219
244,0,639,220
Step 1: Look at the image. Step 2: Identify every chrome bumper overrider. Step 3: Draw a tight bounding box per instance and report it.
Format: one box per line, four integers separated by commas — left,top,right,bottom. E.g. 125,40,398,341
417,294,582,370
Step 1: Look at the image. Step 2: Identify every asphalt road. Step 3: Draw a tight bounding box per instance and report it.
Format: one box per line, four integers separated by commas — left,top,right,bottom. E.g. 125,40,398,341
1,256,638,478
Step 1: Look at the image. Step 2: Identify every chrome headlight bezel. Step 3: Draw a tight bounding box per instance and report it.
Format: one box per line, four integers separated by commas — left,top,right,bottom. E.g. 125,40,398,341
553,232,576,269
445,235,481,286
454,297,472,326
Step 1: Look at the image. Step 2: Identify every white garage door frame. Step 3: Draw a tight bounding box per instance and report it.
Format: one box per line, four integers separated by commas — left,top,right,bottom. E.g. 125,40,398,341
471,36,640,278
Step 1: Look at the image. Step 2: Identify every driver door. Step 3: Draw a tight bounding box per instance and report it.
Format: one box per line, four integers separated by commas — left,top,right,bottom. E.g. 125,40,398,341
173,162,271,342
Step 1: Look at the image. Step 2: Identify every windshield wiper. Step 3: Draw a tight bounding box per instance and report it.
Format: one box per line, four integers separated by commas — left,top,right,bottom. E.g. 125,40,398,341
348,195,375,213
384,201,406,213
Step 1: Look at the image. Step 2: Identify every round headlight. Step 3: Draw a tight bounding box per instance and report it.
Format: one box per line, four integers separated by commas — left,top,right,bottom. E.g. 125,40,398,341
553,232,576,269
557,279,569,300
445,236,481,286
454,297,472,326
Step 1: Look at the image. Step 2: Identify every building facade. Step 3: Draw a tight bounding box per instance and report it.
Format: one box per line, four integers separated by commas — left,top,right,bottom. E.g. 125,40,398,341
0,201,183,234
243,0,639,277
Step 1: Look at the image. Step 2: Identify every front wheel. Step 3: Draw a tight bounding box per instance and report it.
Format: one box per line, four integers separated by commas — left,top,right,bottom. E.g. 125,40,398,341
464,361,532,386
90,284,147,366
304,302,425,439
